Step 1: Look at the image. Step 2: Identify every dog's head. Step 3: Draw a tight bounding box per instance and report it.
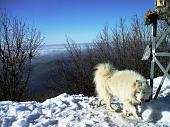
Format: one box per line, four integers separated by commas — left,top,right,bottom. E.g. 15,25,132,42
134,80,152,104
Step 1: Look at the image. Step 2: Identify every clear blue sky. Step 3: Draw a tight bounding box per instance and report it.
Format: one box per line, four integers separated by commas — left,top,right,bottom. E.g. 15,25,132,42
0,0,154,44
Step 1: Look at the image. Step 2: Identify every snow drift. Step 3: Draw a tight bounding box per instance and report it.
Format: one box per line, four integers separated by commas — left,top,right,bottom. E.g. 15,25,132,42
0,77,170,127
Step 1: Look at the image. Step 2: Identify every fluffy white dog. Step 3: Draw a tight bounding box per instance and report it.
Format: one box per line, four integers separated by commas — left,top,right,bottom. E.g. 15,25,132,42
94,63,152,120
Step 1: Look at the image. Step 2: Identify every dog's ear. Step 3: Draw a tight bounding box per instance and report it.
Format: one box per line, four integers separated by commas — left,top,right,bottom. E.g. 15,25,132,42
133,80,140,89
133,80,139,87
136,80,142,85
137,80,149,86
132,81,139,96
132,82,136,88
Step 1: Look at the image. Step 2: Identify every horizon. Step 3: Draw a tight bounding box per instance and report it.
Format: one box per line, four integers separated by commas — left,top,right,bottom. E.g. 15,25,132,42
0,0,154,44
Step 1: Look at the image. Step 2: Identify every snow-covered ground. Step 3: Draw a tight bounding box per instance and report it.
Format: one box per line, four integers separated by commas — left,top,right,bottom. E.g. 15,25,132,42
0,77,170,127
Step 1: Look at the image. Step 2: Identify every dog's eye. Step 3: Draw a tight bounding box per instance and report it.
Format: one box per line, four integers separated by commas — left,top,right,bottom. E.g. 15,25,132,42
143,92,145,94
137,91,140,94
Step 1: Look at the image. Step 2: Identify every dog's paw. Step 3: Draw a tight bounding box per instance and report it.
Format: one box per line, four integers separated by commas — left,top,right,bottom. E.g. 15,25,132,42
97,104,101,107
139,116,143,120
122,112,130,117
97,102,102,107
135,115,143,121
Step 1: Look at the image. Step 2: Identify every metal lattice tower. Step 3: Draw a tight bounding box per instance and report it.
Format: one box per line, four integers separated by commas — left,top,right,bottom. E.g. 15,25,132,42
142,0,170,99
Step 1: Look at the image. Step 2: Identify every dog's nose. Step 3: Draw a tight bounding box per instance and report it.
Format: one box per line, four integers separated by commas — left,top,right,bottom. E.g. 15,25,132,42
141,98,144,101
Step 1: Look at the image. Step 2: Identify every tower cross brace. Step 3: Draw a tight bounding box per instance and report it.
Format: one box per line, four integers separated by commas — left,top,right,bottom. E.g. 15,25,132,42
142,0,170,99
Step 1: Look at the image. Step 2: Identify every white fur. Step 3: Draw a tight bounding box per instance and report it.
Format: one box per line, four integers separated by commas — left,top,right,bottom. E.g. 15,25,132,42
94,63,152,120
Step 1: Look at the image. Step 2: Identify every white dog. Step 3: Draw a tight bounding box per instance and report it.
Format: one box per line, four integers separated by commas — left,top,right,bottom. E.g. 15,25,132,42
93,63,152,120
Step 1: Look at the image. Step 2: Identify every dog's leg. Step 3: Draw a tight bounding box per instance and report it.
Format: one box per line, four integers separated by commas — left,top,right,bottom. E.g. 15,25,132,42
123,101,142,120
97,98,103,107
130,106,142,120
122,102,132,117
122,110,131,117
122,106,129,117
107,95,115,112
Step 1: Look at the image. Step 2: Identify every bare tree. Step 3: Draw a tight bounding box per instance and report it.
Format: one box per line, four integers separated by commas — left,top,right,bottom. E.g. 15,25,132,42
0,12,43,101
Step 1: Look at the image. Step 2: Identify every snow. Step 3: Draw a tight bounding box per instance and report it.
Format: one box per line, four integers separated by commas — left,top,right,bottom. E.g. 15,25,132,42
0,77,170,127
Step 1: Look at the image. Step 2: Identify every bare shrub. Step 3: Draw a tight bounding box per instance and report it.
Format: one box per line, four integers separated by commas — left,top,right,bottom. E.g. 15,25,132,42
48,39,95,96
0,12,43,101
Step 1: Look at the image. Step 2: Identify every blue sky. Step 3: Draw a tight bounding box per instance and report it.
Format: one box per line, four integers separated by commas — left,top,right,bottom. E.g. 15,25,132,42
0,0,154,44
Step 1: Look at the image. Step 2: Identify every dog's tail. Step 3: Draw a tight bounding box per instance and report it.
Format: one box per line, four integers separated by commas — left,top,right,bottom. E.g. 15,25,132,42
93,63,116,85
